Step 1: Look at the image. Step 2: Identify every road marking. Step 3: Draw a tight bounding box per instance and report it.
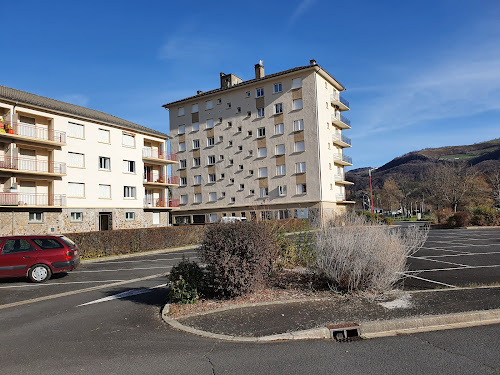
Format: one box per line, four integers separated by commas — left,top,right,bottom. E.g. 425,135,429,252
77,283,168,307
87,256,198,266
73,266,173,273
409,256,469,267
0,280,126,289
403,273,457,288
0,274,167,310
415,264,500,272
424,252,500,258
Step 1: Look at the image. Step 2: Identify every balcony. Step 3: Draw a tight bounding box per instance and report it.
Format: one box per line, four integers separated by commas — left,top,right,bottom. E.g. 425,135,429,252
333,154,353,166
331,113,351,129
330,93,350,111
143,173,179,186
143,197,180,208
335,174,354,185
142,148,178,164
0,193,66,207
332,133,352,148
0,122,66,146
335,193,354,204
0,156,66,177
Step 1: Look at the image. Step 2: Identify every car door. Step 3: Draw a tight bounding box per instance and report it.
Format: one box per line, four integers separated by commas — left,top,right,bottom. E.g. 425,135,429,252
0,238,39,278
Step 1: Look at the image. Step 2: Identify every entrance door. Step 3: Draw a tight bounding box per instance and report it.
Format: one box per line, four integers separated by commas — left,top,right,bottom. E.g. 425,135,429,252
145,189,153,207
99,212,112,231
144,166,152,182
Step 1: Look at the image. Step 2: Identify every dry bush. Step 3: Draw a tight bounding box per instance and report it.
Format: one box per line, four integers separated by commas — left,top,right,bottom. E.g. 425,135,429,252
315,213,428,293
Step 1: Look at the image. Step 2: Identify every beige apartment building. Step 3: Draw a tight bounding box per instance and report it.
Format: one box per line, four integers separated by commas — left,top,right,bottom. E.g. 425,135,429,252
0,85,178,235
164,60,353,225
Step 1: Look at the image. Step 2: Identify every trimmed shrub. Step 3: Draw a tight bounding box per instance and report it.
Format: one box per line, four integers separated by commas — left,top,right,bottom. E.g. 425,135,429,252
169,258,204,304
315,212,428,293
447,211,471,227
470,206,500,226
198,222,279,298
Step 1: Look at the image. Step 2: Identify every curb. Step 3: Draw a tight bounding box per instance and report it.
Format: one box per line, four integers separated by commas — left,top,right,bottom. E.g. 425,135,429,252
81,245,200,264
161,303,500,343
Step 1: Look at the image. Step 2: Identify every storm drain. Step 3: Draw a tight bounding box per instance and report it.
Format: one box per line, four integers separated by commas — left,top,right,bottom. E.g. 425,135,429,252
327,323,361,342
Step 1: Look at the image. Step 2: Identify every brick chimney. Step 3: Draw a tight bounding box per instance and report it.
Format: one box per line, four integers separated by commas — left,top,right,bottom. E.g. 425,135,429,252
254,60,264,79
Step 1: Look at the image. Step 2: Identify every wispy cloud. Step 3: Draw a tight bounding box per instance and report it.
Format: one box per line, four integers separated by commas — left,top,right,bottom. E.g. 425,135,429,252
288,0,316,27
58,94,89,107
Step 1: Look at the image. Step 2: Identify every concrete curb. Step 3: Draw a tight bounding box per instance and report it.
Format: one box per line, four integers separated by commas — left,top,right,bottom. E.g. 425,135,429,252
161,303,500,343
81,245,200,264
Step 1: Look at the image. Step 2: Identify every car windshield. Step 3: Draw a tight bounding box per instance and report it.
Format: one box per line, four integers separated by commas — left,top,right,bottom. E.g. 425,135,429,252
32,238,64,250
59,236,76,248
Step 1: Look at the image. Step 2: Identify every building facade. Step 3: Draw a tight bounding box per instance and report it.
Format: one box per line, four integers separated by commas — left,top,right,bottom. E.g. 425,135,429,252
164,60,353,225
0,85,178,235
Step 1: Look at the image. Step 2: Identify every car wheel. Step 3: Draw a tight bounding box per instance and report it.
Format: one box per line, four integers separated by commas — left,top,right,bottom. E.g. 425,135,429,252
28,264,52,283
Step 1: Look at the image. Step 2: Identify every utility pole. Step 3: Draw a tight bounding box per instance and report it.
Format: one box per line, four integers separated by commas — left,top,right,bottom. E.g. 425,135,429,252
369,167,378,214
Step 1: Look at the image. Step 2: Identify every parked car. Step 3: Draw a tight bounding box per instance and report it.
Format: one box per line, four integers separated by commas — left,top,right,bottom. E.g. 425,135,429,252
0,235,80,283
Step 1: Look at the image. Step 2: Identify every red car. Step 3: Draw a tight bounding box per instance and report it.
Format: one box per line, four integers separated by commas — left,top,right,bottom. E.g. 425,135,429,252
0,235,80,283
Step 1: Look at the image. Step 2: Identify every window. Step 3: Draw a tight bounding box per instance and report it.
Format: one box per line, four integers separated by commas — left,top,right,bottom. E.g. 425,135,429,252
292,99,303,110
206,119,214,129
296,162,306,173
68,122,84,139
239,184,244,190
295,141,305,152
192,122,200,131
249,169,254,175
123,160,135,173
193,157,201,167
237,126,242,132
274,123,284,135
208,174,216,183
207,137,215,146
230,197,236,203
326,102,329,109
70,212,83,222
220,173,225,179
122,133,135,147
257,108,265,118
238,145,243,151
218,136,223,142
258,167,268,178
246,91,251,97
192,139,200,149
180,195,188,204
237,107,241,113
293,119,304,132
194,193,202,203
238,164,243,171
217,98,222,104
209,192,217,202
229,178,234,184
68,152,85,168
274,103,283,114
297,184,307,194
256,88,264,97
209,213,218,222
247,130,253,137
178,107,185,116
98,128,110,143
292,78,302,89
29,212,43,223
274,83,282,93
179,142,186,152
194,175,201,185
276,164,286,176
257,147,267,158
259,187,269,197
99,184,111,199
228,141,233,147
68,182,85,198
247,111,251,117
125,212,135,220
124,186,136,199
226,102,231,108
229,159,234,165
275,144,285,155
257,127,266,138
191,104,199,113
180,177,187,186
249,189,255,195
221,192,226,198
248,150,253,157
206,100,213,110
179,159,187,169
178,125,185,135
227,121,232,128
278,185,287,196
99,156,111,170
208,155,215,165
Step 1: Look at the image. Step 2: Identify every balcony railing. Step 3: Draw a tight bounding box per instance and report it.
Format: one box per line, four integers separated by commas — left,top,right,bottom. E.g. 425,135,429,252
143,197,180,208
335,173,344,180
143,173,179,185
332,133,352,146
330,93,350,110
142,148,178,162
336,193,346,202
333,154,353,164
0,122,66,143
0,193,66,206
339,96,349,108
0,156,66,175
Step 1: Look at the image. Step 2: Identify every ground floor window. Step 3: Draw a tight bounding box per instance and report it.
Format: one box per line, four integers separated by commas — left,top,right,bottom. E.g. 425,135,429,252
153,212,160,225
209,213,218,223
294,208,308,219
70,212,83,222
125,212,135,221
175,216,191,225
29,212,43,223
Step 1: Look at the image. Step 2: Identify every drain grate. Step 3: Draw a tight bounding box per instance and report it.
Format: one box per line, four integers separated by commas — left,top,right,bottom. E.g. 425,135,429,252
326,323,361,342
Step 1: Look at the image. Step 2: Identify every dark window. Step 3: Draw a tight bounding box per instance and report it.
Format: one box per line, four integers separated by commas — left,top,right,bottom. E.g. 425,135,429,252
2,239,36,254
59,236,76,247
32,238,64,249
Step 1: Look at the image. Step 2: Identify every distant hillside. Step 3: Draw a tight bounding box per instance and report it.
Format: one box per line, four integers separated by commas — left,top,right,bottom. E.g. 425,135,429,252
346,138,500,194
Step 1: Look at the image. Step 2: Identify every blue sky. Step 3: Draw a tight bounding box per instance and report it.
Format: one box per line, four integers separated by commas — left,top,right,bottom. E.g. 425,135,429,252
2,0,499,168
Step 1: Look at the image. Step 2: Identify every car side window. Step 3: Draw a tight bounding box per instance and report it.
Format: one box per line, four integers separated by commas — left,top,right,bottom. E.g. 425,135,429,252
32,239,64,250
2,239,36,254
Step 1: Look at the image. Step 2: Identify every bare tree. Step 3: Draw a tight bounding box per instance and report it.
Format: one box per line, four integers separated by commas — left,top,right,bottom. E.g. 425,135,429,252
487,170,500,209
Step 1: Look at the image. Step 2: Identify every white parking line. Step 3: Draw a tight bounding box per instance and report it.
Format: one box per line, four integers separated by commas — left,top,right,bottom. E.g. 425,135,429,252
424,252,500,258
73,266,173,273
77,283,168,307
0,280,126,289
403,274,456,288
409,256,469,267
89,256,197,266
415,264,500,272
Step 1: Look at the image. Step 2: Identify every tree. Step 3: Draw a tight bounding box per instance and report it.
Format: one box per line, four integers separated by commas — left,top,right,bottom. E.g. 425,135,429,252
378,177,403,212
487,170,500,209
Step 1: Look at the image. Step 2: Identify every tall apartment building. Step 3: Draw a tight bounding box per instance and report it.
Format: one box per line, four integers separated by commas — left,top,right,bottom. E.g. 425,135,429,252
0,85,178,235
164,60,353,225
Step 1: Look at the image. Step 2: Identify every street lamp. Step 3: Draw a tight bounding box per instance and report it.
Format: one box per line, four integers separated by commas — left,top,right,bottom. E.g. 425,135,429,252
369,167,378,214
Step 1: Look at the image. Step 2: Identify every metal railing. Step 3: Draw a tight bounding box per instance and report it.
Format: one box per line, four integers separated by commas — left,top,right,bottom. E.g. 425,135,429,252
339,95,349,108
0,156,66,174
0,193,66,206
336,193,346,201
332,133,352,146
0,122,66,143
330,93,350,109
333,154,353,164
332,113,351,126
143,173,179,185
143,197,180,208
142,148,178,162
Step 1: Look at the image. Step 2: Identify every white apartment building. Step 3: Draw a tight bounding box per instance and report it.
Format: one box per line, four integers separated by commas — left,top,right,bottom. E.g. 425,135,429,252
0,85,178,235
164,60,353,225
